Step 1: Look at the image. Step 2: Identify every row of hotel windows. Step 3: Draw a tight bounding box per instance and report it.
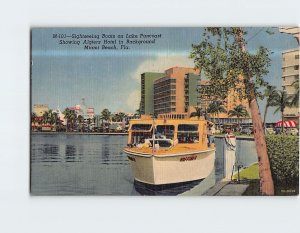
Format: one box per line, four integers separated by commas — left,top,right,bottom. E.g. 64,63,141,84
154,102,176,109
282,65,299,72
154,96,176,102
154,78,176,87
154,85,176,94
154,108,176,113
283,54,299,61
282,75,299,82
154,90,176,98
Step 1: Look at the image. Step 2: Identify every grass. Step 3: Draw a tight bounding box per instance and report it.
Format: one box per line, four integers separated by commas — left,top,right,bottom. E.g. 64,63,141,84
233,163,259,180
234,162,299,196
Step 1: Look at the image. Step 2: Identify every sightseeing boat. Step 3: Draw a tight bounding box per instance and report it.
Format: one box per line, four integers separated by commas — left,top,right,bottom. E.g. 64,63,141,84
123,113,215,185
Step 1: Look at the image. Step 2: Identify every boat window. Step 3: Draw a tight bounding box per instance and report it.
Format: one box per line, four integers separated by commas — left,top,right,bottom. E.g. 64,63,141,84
131,124,152,131
156,125,175,139
177,124,199,143
178,124,198,131
131,132,152,144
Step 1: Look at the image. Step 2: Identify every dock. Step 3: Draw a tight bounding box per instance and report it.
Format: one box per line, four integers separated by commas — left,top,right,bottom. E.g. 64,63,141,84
203,181,249,196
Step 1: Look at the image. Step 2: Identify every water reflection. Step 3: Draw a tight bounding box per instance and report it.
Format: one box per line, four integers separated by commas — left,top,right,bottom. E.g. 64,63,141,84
65,145,77,162
31,134,257,195
101,136,110,165
134,179,203,196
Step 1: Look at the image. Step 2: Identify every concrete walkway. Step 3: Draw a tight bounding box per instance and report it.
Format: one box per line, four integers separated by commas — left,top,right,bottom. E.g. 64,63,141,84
203,181,249,196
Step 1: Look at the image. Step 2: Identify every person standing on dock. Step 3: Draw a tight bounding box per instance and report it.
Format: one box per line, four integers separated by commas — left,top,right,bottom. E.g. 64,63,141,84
224,128,237,180
207,124,215,147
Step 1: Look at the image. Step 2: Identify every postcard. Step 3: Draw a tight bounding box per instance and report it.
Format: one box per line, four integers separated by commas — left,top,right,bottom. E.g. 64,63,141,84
30,27,299,196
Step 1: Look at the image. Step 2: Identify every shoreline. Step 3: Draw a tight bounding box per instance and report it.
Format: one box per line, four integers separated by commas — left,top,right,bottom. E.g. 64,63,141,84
31,132,256,139
31,131,128,136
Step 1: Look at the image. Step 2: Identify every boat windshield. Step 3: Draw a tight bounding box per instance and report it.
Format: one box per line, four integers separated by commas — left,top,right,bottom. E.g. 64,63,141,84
156,125,174,139
131,124,152,131
177,124,199,143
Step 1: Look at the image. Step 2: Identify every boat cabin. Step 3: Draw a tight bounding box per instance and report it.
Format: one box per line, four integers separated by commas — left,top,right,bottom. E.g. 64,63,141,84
127,114,209,151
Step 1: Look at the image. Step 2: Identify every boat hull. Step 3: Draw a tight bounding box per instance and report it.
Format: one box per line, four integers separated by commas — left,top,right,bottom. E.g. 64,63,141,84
124,149,215,185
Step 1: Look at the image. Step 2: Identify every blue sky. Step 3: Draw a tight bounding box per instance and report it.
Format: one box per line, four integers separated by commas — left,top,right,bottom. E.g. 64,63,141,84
31,27,298,122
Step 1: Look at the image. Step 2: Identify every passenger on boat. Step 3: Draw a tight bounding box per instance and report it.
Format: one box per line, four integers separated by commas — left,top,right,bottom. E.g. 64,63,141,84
207,126,215,147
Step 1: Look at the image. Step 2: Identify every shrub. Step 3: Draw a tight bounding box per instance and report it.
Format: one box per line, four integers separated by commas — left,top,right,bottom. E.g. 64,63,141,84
266,135,299,195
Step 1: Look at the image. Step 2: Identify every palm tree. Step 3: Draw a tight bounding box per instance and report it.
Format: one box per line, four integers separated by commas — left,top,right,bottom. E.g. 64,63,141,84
190,106,205,119
42,111,50,125
207,101,227,129
63,108,71,131
228,104,249,130
114,112,126,122
272,90,293,133
77,115,84,132
31,112,37,123
263,85,278,129
291,79,299,107
50,111,58,130
31,112,37,130
63,108,76,131
101,108,112,132
101,108,111,121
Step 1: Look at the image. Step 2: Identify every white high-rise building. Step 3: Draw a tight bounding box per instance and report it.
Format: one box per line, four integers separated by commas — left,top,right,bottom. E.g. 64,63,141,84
280,27,300,121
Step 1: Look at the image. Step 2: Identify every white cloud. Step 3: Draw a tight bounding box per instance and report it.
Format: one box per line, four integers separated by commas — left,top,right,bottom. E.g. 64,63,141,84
131,54,195,82
127,89,141,111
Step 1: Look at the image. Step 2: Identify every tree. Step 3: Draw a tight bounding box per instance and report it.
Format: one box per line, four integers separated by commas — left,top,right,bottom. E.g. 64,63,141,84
101,108,112,131
42,111,50,124
263,85,278,129
272,90,293,133
31,112,37,130
101,108,112,122
63,108,77,132
190,27,274,195
77,115,84,132
207,101,227,129
291,79,299,107
190,106,205,119
31,112,37,124
113,112,126,122
228,104,249,130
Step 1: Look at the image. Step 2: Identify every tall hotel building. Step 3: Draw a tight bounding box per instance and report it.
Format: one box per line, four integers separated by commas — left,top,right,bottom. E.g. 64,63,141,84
140,72,165,115
282,48,299,119
280,27,300,122
153,67,200,115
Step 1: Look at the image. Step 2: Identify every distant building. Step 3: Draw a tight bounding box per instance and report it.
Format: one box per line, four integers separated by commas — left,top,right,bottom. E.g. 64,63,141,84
279,27,300,43
280,27,300,122
184,73,200,112
87,107,95,119
282,48,299,120
69,98,95,120
197,80,211,111
153,67,200,115
140,72,165,115
33,104,49,117
197,79,252,126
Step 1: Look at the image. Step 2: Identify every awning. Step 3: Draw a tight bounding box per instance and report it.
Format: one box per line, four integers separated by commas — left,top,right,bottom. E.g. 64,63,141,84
275,120,297,128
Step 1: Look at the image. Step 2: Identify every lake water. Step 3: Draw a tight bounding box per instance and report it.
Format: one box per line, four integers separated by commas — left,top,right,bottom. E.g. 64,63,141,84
31,134,257,196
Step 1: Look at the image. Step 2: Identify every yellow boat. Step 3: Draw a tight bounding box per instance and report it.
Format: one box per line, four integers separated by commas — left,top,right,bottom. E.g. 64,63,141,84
123,113,215,185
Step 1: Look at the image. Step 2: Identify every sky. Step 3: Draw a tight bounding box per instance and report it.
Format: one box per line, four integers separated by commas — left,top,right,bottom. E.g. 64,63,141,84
31,27,298,122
